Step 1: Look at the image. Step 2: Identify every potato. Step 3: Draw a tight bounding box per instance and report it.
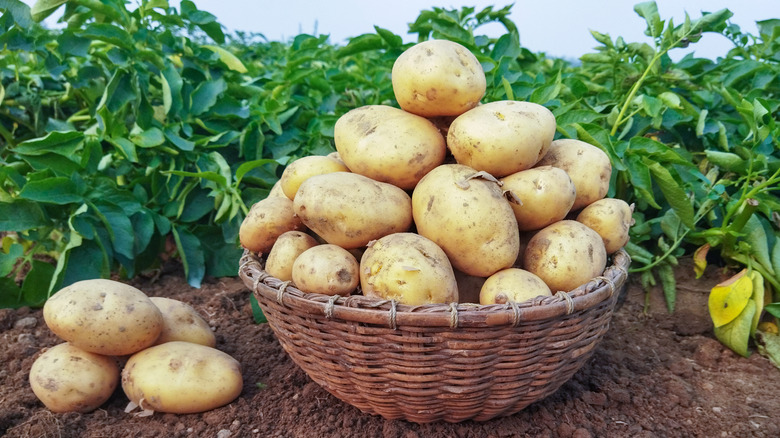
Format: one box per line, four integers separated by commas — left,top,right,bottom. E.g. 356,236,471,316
43,279,163,356
576,198,635,254
334,105,446,189
535,139,612,210
279,155,350,200
121,341,242,414
264,231,319,281
392,39,486,117
523,220,607,292
239,196,304,254
292,244,360,296
447,100,557,177
293,172,413,249
412,164,519,277
479,268,552,305
29,342,120,413
360,233,458,305
266,180,288,199
149,297,216,348
501,166,576,231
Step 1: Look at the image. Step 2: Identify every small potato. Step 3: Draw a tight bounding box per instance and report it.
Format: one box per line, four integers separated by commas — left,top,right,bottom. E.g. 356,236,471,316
292,244,360,296
523,220,607,292
266,180,288,199
279,155,350,200
293,172,413,249
535,139,612,211
265,231,319,281
29,342,120,413
121,341,243,414
576,198,635,254
501,166,576,231
447,100,557,177
360,233,458,306
149,297,216,348
334,105,446,189
239,196,305,254
479,268,552,305
43,279,163,356
392,39,486,117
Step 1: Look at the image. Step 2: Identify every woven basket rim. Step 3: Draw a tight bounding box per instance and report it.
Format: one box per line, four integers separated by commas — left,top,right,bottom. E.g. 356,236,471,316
239,248,630,329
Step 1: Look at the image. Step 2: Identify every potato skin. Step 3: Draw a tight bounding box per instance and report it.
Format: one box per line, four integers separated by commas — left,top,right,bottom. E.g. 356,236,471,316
412,164,519,277
292,244,360,296
576,198,635,254
535,139,612,211
43,279,163,356
501,166,576,231
239,196,304,254
479,268,552,305
360,233,458,305
121,341,243,414
149,297,216,348
392,39,486,117
334,105,446,189
264,231,319,281
523,220,607,292
293,172,413,249
280,155,350,200
447,100,557,177
29,342,120,413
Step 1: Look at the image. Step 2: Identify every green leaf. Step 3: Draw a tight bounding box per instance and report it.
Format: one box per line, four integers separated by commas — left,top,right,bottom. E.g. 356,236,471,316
714,299,755,357
743,216,775,276
249,294,267,324
19,177,83,204
30,0,65,22
1,0,32,28
161,62,183,116
130,127,165,148
203,45,248,73
705,150,747,173
773,240,780,279
374,26,402,47
0,200,48,231
634,1,664,39
749,271,764,336
172,225,205,288
648,162,695,229
625,155,660,208
13,131,83,156
0,242,23,277
190,78,227,116
107,137,138,162
92,201,135,259
766,303,780,319
0,278,23,308
81,23,133,50
658,262,676,313
20,259,55,307
756,331,780,370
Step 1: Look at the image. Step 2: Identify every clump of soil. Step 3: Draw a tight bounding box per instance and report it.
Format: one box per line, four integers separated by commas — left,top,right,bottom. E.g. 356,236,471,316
1,258,779,438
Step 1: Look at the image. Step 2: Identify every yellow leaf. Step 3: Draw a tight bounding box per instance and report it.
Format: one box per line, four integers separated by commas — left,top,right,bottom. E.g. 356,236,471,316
708,269,752,328
693,243,710,279
203,45,248,73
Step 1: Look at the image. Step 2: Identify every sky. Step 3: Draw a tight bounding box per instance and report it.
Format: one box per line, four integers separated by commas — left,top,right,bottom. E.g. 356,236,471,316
24,1,776,60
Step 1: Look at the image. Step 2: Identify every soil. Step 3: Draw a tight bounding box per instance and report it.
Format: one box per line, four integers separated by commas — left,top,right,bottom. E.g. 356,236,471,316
1,257,779,438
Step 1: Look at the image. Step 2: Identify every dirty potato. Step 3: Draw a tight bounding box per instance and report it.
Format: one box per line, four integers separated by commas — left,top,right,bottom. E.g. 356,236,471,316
292,244,360,296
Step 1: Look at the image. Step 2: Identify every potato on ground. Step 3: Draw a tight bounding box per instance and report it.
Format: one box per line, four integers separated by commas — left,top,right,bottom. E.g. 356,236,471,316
279,155,350,200
501,166,576,231
576,198,635,254
264,231,319,281
479,268,552,305
292,244,360,296
239,196,304,254
523,220,607,292
360,233,458,305
29,342,120,413
149,297,216,348
412,164,519,277
43,279,163,356
334,105,446,189
447,100,557,177
121,341,242,414
535,139,612,211
293,172,413,249
392,39,486,117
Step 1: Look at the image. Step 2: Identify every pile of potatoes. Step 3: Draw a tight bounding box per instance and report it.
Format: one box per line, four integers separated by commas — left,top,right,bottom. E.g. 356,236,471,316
239,39,634,307
29,279,243,415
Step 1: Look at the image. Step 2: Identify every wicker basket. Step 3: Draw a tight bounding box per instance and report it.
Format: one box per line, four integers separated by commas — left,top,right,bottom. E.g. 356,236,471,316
239,248,630,423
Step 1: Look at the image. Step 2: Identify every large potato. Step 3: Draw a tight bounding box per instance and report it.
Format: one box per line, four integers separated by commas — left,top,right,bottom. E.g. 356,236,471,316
360,233,458,306
523,220,607,292
239,196,304,254
392,39,486,117
535,139,612,211
43,279,163,356
334,105,446,189
264,231,319,281
447,100,557,177
576,198,635,254
293,172,413,249
479,268,552,305
29,342,120,413
279,155,350,200
292,244,360,296
150,297,216,348
412,164,519,277
121,341,243,414
501,166,576,231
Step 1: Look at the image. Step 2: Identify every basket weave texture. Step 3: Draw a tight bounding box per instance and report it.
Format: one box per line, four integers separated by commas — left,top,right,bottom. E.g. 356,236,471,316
239,248,630,423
